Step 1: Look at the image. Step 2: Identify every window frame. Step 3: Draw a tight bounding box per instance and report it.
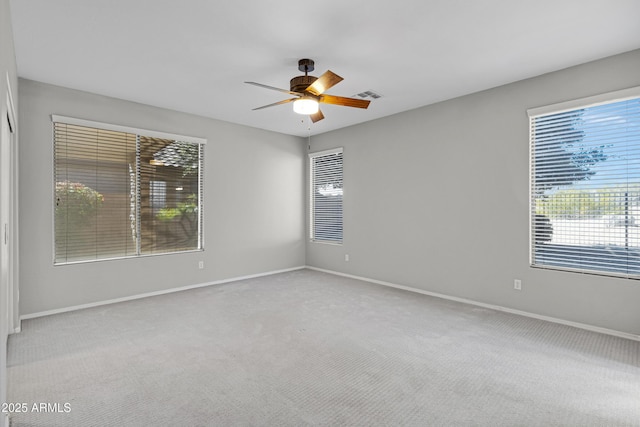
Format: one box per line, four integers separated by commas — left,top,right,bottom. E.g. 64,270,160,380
309,147,344,245
51,115,206,265
528,86,640,278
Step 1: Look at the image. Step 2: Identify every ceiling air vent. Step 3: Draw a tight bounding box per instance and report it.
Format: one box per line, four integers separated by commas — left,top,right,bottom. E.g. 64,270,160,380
354,90,382,99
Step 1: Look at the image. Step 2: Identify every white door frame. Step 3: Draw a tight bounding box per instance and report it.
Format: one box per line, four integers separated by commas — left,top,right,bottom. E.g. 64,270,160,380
2,73,18,334
0,72,14,427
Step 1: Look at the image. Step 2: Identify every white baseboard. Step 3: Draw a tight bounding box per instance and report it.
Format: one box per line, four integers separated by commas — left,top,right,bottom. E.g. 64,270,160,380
306,266,640,342
20,266,306,321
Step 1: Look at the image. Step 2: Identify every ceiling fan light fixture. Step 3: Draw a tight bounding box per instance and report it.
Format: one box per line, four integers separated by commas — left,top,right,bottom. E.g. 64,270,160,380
293,97,319,115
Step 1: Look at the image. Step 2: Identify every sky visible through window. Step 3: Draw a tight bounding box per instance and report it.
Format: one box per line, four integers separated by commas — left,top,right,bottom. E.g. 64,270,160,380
569,98,640,191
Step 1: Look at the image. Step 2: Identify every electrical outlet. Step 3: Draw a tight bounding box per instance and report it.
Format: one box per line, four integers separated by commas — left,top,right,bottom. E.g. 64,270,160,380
198,261,204,269
345,254,350,262
514,279,522,290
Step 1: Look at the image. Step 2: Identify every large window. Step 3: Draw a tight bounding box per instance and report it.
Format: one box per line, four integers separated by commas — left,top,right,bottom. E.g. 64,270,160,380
53,116,205,264
309,148,343,243
529,87,640,278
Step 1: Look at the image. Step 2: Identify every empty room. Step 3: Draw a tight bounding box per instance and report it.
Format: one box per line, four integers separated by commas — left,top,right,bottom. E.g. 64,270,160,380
1,1,639,426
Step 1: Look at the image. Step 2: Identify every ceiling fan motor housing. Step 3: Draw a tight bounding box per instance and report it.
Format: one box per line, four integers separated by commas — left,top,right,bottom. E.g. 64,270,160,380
290,75,318,93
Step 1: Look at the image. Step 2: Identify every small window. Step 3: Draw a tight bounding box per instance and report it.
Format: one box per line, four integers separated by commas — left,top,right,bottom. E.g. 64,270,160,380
53,116,205,264
529,87,640,278
309,148,343,243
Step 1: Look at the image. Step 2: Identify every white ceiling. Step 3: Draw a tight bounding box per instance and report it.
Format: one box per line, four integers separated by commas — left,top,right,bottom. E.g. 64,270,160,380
10,0,640,137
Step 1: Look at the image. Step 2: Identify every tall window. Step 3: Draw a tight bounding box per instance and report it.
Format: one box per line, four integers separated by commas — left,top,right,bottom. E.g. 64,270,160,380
529,87,640,278
53,116,205,264
309,148,343,243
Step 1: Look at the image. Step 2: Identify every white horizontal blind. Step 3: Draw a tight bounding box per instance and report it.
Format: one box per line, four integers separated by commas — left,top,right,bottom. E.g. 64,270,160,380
54,123,137,263
310,148,343,243
138,136,204,255
530,94,640,277
54,119,204,264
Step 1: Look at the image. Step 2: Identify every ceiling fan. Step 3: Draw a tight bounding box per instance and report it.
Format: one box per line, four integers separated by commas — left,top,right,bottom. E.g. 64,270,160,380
245,59,370,123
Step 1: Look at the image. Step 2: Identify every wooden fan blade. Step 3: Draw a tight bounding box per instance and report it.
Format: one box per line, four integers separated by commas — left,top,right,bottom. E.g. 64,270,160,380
245,81,305,96
319,94,370,109
310,109,325,123
305,70,343,96
252,98,296,110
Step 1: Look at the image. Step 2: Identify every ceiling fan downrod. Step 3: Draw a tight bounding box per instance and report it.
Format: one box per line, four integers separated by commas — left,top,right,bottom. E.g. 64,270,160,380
298,58,315,75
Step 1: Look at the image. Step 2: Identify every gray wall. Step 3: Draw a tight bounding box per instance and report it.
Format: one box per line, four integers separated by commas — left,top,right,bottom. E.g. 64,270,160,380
307,49,640,336
18,79,306,316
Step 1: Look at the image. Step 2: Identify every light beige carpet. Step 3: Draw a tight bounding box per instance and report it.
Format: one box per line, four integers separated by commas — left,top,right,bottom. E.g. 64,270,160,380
7,269,640,426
